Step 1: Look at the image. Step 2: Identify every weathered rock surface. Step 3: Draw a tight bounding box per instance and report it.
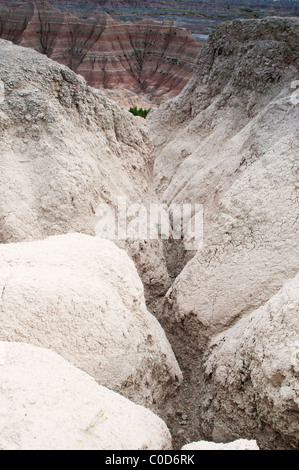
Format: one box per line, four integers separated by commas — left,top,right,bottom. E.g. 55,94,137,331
0,1,201,103
148,17,299,448
0,341,172,450
149,16,299,344
0,37,170,308
202,274,299,450
0,233,182,414
182,439,259,450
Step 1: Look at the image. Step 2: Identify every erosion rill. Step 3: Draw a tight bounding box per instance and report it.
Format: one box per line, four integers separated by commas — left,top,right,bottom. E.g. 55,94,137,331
0,15,298,450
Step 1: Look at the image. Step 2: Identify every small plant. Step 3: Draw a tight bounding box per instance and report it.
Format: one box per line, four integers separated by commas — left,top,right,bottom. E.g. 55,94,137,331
86,409,108,437
129,106,152,119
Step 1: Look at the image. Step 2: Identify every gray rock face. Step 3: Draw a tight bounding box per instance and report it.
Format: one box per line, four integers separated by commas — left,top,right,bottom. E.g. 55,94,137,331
203,274,299,450
0,233,182,414
0,38,170,309
148,17,299,448
149,16,299,351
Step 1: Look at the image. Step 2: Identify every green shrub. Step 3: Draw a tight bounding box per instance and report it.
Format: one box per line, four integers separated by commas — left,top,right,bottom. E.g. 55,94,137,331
129,106,152,118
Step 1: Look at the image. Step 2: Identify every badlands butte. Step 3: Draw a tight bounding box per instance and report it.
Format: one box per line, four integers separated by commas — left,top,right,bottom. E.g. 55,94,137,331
0,1,202,104
0,15,299,451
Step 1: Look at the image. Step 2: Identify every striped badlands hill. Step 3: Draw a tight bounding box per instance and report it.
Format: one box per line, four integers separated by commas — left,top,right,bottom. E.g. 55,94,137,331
0,1,202,103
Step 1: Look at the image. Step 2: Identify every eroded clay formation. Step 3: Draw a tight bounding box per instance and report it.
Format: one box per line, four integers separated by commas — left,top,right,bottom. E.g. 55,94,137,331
0,15,298,450
0,1,201,103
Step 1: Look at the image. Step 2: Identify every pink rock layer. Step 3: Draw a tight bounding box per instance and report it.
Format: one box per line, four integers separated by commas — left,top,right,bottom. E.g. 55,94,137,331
0,1,202,103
